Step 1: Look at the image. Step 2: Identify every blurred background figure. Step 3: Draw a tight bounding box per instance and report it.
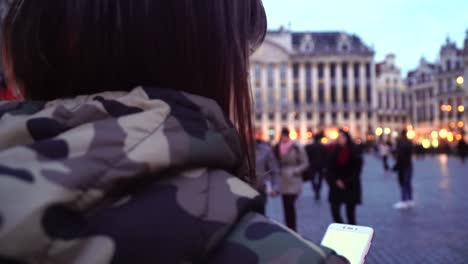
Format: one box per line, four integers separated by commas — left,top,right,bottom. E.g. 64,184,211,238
392,130,415,210
274,128,309,231
457,138,467,163
327,130,363,225
305,132,328,201
255,130,280,215
378,139,391,173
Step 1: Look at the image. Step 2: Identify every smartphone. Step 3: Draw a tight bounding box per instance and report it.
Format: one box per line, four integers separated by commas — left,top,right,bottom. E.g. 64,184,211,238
321,224,374,264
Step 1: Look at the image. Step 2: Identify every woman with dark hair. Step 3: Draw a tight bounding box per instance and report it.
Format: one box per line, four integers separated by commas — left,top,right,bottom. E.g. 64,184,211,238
0,0,349,263
327,130,363,225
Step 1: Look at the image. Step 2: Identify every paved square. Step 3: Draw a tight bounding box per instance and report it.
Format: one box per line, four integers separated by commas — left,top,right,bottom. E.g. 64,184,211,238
266,154,468,263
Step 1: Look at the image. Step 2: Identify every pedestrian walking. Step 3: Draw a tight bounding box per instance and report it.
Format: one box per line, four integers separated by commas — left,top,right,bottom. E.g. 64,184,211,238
255,131,280,214
327,130,363,225
378,140,391,172
305,133,328,201
0,0,350,263
392,130,415,209
274,128,309,231
458,138,467,163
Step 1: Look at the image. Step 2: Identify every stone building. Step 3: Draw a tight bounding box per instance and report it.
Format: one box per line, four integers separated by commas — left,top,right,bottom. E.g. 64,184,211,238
250,28,376,142
375,54,410,138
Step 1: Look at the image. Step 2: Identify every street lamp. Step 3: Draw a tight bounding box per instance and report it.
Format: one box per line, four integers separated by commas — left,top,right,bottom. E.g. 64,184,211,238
458,105,465,113
456,76,464,86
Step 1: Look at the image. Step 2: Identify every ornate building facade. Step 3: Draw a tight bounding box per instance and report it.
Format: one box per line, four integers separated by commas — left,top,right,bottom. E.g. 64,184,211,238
250,29,376,142
407,36,467,141
375,54,410,137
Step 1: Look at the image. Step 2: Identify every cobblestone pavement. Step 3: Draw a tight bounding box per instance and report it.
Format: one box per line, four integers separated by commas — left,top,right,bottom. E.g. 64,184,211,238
266,154,468,264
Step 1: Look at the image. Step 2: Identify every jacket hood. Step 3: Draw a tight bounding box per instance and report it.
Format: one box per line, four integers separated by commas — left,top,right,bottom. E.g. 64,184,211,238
0,87,260,263
0,86,244,184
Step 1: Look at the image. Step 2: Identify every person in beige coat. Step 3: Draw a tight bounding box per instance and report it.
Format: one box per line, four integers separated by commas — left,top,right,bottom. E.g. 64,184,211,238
274,128,310,231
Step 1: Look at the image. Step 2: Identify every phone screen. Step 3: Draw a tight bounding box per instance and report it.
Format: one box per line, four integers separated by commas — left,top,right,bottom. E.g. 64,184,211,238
321,228,372,264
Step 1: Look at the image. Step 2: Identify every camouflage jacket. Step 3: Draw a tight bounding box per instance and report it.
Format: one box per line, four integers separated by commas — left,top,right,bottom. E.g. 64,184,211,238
0,87,349,264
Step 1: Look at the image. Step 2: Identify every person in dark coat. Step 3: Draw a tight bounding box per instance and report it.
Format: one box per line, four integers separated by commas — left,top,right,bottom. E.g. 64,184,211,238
327,130,363,225
458,138,467,163
305,133,328,201
392,130,414,209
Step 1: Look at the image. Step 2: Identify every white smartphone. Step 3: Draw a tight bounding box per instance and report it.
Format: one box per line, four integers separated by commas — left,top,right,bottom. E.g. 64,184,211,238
321,224,374,264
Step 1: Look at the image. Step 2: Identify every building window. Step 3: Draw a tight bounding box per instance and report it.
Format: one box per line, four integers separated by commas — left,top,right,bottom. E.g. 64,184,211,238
330,63,336,79
255,113,262,121
268,113,275,121
386,78,390,86
438,80,444,94
356,112,361,120
306,112,313,120
255,90,262,111
267,63,274,88
319,113,325,124
447,78,453,92
402,94,406,110
331,112,337,124
281,85,288,107
281,113,288,121
456,61,461,70
378,92,383,108
293,63,300,80
254,63,262,84
354,63,360,78
306,87,313,104
365,63,371,78
344,112,349,120
368,112,373,119
342,63,348,79
293,83,300,106
366,84,372,104
343,84,349,104
294,112,300,120
331,85,337,104
319,83,325,104
394,90,399,110
386,90,391,109
355,86,361,104
306,63,313,104
318,63,324,79
446,60,451,72
268,90,275,107
280,63,287,81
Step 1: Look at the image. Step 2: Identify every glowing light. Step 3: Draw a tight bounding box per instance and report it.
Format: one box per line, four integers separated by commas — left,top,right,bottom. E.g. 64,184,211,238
391,131,399,138
432,139,439,148
290,130,298,140
431,131,438,139
439,129,448,139
447,105,453,112
321,137,329,144
458,121,465,128
343,126,350,132
458,105,465,113
407,125,414,131
447,132,454,142
456,76,464,85
384,128,391,135
456,134,463,141
375,127,383,136
441,105,447,112
407,130,416,140
306,131,313,139
422,139,431,149
327,130,340,140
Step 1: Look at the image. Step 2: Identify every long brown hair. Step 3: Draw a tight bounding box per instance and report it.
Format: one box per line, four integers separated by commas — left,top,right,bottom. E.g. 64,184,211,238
2,0,267,182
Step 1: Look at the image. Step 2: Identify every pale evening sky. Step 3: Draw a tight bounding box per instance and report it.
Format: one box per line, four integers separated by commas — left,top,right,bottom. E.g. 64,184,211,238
262,0,468,75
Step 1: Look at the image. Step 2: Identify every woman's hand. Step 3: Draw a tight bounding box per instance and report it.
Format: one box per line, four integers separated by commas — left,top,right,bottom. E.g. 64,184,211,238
336,180,345,190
